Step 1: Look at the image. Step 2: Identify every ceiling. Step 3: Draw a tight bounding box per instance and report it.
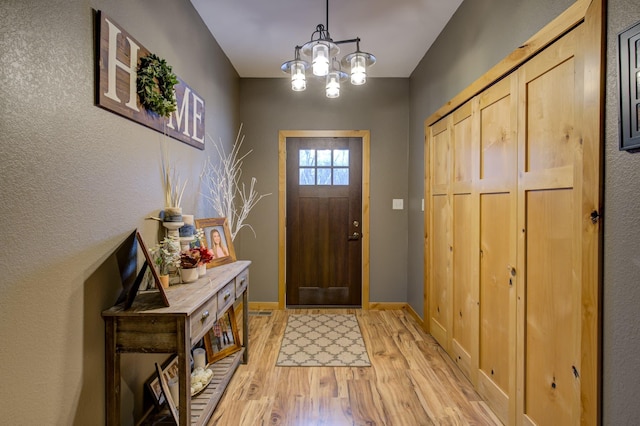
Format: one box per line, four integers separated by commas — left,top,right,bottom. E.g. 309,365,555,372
189,0,463,79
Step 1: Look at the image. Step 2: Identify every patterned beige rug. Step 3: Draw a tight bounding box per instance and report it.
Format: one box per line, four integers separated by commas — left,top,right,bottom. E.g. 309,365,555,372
276,314,371,366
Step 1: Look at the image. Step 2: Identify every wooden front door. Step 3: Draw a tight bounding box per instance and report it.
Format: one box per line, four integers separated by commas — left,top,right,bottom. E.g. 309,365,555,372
286,136,362,306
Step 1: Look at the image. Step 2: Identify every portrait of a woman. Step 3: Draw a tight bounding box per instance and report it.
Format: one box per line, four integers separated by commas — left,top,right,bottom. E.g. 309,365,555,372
210,228,229,259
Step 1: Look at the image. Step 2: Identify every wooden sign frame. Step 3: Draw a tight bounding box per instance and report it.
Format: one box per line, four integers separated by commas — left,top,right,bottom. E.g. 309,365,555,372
95,10,205,149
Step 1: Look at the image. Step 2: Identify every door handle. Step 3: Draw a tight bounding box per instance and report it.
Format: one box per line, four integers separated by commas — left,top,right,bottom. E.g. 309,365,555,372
348,232,360,240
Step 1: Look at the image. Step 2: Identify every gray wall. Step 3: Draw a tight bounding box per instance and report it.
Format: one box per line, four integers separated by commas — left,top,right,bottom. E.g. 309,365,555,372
0,0,239,423
237,78,410,304
408,0,640,423
603,0,640,423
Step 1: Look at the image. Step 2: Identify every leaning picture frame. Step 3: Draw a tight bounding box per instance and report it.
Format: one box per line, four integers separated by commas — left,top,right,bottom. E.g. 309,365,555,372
194,217,236,268
145,355,180,408
155,362,179,423
204,305,241,364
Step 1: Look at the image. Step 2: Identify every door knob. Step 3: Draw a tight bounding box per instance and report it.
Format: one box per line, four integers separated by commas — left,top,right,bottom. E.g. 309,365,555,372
348,232,360,240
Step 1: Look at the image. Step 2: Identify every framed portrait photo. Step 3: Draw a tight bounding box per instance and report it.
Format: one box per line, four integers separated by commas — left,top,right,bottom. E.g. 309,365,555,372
204,306,241,364
194,217,236,268
145,355,179,408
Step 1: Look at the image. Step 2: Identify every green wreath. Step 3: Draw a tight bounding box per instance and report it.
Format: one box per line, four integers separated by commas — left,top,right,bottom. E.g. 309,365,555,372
136,53,179,118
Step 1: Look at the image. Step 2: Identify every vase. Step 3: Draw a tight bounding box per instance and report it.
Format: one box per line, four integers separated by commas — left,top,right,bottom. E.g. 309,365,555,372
158,274,170,289
181,267,199,283
197,263,207,277
164,207,183,223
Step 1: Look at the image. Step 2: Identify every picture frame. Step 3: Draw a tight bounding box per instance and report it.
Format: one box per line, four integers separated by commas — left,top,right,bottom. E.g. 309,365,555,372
145,355,180,409
115,230,169,309
194,217,236,268
136,231,169,307
618,20,640,151
155,362,179,423
204,306,241,364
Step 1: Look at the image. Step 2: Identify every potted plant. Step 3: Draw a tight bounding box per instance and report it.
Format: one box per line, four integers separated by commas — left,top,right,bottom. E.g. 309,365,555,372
193,228,214,276
151,237,181,288
179,249,201,283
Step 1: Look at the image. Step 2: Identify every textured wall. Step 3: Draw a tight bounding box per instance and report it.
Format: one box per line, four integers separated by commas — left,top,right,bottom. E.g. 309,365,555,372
603,0,640,423
0,0,239,423
237,78,410,304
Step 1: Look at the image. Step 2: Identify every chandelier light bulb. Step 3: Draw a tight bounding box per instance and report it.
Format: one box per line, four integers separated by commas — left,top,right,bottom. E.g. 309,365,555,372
326,71,340,98
312,43,330,76
291,61,306,91
350,54,367,85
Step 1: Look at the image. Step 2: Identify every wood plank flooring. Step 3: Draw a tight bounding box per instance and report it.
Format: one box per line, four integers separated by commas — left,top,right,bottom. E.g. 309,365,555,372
208,308,501,425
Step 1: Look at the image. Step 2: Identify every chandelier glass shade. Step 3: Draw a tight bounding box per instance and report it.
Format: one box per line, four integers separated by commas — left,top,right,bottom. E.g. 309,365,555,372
280,0,375,98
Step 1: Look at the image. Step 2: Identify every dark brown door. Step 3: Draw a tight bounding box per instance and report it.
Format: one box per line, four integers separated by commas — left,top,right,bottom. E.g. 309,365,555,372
286,137,362,306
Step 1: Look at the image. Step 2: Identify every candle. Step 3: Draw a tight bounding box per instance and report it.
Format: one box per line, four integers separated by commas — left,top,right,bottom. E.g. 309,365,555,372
168,376,179,407
193,347,206,369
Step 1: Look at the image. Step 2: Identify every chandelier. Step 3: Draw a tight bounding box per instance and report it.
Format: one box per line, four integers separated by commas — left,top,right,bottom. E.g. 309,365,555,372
280,0,376,98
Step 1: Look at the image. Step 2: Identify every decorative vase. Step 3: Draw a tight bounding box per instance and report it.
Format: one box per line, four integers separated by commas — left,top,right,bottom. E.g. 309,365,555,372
181,267,199,283
158,274,170,289
164,207,183,222
197,263,207,277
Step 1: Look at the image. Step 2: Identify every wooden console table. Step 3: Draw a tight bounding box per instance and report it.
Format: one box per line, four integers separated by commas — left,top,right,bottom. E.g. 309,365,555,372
102,260,250,426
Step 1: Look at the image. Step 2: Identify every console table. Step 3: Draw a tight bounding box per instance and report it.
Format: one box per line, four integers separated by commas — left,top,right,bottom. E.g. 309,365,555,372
102,260,250,426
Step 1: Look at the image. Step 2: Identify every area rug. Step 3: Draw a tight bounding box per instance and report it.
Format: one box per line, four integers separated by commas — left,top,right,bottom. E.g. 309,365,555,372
276,314,371,366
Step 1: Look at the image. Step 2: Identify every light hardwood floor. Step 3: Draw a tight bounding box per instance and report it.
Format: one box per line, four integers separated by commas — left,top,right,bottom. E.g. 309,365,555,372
208,308,501,425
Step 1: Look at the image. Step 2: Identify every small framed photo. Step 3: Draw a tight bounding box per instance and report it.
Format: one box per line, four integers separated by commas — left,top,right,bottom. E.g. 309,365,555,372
145,355,179,408
155,362,178,423
204,306,241,364
194,217,236,268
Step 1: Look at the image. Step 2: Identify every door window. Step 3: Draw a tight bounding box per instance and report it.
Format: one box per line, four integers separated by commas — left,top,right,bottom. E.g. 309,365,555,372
299,149,349,186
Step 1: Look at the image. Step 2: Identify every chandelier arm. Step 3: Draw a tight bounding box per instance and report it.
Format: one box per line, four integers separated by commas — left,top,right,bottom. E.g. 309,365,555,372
334,37,360,47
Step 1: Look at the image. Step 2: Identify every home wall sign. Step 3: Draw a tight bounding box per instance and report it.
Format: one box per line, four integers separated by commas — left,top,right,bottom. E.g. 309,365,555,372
618,20,640,151
96,11,205,150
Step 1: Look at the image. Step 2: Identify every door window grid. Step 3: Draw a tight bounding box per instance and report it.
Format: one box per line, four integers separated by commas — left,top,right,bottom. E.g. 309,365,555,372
299,149,349,185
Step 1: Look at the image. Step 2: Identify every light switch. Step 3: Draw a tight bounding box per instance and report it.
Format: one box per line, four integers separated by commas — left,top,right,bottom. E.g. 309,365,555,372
392,199,404,210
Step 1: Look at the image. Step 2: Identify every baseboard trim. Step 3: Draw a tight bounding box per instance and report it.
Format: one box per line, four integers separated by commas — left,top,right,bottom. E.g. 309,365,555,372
248,301,280,311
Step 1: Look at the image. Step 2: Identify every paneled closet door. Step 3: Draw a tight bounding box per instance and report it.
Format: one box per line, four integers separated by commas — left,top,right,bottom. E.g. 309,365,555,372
516,25,592,426
426,118,452,349
450,101,475,380
474,75,518,425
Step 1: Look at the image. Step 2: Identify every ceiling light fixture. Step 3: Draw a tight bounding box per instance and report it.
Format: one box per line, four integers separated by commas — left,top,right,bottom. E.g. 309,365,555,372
280,0,376,98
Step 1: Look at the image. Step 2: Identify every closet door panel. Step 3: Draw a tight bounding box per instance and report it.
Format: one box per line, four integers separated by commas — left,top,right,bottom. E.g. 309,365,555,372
480,92,513,183
524,189,578,426
451,103,475,379
427,118,452,348
525,58,577,173
452,193,473,378
517,25,585,426
475,75,518,425
430,193,450,346
477,192,512,424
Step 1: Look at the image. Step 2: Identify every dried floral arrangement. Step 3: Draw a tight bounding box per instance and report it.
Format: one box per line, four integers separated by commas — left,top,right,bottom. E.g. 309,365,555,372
201,124,271,240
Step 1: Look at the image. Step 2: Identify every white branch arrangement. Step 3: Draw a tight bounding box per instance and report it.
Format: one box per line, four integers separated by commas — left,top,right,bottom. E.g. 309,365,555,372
161,139,188,209
201,124,271,241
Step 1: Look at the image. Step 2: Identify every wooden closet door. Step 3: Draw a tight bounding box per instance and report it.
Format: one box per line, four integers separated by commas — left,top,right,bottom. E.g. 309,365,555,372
515,24,598,426
450,101,475,380
475,75,518,425
426,118,452,349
